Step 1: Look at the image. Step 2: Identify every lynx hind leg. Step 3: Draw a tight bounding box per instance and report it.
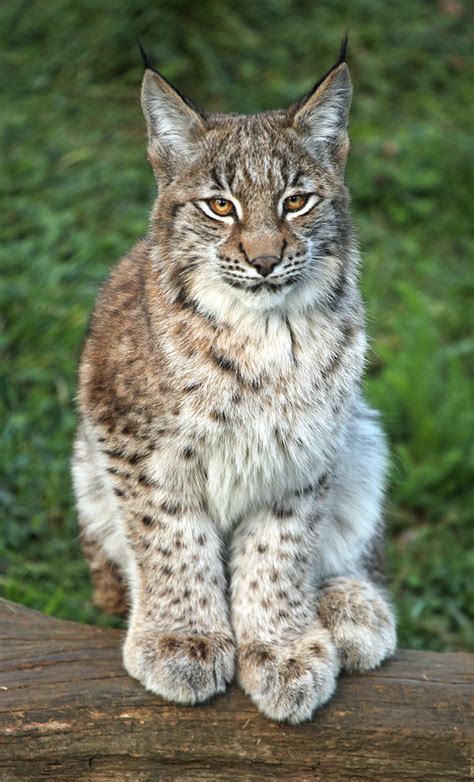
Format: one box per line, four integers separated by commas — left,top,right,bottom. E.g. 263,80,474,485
80,529,128,615
317,577,396,673
73,424,130,616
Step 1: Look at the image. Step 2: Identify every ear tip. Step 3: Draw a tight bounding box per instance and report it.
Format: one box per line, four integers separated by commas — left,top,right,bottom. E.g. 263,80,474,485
334,60,352,84
141,68,159,98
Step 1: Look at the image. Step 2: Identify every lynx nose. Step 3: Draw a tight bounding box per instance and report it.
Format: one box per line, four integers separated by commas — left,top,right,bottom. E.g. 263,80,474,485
250,255,279,277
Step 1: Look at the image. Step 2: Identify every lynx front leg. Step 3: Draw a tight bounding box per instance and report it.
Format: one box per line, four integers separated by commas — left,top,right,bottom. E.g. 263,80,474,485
122,502,235,705
231,505,339,724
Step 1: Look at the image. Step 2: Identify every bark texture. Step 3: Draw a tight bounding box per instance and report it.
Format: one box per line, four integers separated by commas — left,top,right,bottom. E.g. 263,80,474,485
0,598,472,781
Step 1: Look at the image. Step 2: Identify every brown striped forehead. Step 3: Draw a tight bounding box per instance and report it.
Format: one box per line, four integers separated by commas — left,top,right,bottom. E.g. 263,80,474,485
201,114,314,199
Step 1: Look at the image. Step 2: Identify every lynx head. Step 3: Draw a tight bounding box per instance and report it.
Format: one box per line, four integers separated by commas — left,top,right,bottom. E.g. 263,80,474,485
141,38,355,319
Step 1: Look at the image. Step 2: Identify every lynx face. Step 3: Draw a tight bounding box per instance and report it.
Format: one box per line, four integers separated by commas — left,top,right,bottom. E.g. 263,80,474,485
142,52,353,316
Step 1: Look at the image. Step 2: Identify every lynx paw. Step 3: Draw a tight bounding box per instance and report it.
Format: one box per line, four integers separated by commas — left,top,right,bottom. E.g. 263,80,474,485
317,578,396,673
123,630,236,704
237,628,339,724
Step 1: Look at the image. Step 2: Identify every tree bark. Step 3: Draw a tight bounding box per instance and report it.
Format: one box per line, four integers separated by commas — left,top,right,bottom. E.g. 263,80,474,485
0,598,472,781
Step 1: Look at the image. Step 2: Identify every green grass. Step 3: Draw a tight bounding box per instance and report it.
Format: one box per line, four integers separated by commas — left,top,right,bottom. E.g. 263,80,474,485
1,0,473,649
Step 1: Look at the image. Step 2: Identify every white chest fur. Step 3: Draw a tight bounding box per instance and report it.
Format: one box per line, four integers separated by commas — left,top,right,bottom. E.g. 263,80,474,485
148,311,364,529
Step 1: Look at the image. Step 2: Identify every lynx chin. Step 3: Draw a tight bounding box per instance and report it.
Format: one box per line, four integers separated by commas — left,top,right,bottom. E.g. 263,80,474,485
73,37,396,724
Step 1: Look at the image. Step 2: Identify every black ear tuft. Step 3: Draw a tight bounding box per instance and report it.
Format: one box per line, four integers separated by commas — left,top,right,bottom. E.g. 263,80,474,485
137,39,158,74
137,40,203,115
295,32,350,108
336,32,349,67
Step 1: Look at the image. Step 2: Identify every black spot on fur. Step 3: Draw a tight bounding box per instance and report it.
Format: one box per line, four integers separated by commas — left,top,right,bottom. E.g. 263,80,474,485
327,267,347,310
103,448,125,459
161,500,180,516
273,503,294,519
316,471,330,491
183,382,202,393
285,317,298,366
138,473,153,486
209,346,241,377
210,409,227,423
171,202,186,217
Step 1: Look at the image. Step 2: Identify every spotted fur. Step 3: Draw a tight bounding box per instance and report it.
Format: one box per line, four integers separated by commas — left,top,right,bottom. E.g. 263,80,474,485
72,46,396,724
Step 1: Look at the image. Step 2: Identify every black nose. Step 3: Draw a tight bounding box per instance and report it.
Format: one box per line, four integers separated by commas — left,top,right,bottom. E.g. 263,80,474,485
250,255,279,277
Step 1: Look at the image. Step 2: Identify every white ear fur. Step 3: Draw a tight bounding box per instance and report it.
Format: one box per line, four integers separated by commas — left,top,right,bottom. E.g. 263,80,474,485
141,69,205,160
292,64,352,165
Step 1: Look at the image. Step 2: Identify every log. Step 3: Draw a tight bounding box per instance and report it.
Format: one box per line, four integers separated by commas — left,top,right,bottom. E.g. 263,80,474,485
0,598,472,781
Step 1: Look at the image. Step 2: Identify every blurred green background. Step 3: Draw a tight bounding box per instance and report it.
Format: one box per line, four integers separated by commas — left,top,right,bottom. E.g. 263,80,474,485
1,0,473,651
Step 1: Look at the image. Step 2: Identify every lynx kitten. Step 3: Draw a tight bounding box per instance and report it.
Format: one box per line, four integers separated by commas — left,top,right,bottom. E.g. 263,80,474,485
73,39,396,724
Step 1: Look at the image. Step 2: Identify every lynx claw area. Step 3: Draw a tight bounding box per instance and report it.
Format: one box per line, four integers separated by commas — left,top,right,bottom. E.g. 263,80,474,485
123,630,236,704
237,630,339,724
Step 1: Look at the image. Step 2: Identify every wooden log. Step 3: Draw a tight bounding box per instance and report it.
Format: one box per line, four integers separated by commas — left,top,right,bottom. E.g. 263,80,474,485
0,598,472,781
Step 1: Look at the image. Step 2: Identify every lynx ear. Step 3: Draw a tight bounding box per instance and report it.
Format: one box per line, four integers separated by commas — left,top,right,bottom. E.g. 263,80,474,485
291,39,352,168
141,66,205,168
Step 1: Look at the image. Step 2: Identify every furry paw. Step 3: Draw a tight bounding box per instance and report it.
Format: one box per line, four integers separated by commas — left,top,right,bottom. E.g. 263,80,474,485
317,577,396,673
123,629,236,704
237,628,339,724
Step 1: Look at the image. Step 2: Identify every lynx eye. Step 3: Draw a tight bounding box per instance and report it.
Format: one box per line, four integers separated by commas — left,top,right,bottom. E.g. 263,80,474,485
208,197,235,217
284,194,308,212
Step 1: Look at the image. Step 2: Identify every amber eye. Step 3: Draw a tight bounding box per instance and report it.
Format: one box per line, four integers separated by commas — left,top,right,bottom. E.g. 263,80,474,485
284,194,308,213
208,197,235,217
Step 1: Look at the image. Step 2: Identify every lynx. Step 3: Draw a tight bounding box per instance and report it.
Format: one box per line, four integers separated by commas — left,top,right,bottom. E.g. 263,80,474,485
73,38,396,724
